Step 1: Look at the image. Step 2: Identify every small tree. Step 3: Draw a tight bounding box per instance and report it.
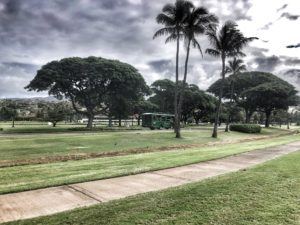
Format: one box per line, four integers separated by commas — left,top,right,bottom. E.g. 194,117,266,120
44,102,71,127
0,100,18,128
242,82,298,127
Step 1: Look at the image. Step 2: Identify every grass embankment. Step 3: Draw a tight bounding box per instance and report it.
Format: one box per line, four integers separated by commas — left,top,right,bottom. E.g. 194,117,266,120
6,144,300,225
0,132,299,194
0,128,289,165
0,123,142,134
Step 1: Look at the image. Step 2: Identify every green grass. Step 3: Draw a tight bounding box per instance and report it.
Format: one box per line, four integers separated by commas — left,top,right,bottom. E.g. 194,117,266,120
0,122,143,134
0,128,289,163
6,145,300,225
0,133,299,194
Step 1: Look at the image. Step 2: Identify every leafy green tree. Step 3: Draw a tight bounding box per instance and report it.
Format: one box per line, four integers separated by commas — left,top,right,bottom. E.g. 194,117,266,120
208,72,296,124
25,57,148,128
149,79,175,113
181,84,217,124
154,0,194,138
206,21,257,138
149,79,217,124
133,100,159,126
242,82,298,127
0,100,18,128
44,102,72,127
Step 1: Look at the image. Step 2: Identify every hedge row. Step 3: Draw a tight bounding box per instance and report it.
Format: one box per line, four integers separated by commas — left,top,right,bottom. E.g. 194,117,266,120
229,124,261,133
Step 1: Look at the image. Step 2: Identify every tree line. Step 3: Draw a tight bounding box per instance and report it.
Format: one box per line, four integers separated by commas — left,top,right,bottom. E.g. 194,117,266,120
0,68,299,130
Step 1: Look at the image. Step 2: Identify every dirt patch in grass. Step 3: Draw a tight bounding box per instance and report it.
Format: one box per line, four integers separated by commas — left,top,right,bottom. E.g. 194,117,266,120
0,131,297,168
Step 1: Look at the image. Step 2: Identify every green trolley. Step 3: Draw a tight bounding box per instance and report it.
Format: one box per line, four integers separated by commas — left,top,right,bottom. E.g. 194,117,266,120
142,113,174,130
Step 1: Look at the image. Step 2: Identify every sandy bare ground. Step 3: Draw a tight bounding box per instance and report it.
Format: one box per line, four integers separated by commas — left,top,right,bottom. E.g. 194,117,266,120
1,140,300,223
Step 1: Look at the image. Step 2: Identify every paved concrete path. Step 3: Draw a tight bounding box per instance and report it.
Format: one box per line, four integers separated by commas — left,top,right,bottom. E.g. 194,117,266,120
1,141,300,223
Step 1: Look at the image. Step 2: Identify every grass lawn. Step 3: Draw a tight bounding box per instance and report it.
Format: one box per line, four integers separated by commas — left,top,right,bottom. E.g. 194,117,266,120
0,122,141,134
6,144,300,225
0,128,290,164
0,133,299,194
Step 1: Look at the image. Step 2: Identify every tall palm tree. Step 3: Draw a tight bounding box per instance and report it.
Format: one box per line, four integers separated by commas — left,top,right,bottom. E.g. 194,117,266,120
206,21,257,138
153,0,193,138
176,7,218,138
224,57,246,132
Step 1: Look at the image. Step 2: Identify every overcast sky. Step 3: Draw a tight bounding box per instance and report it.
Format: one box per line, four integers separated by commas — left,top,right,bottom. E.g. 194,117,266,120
0,0,300,98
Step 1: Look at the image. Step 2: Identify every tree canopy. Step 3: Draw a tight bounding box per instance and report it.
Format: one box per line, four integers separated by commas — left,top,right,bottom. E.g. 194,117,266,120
149,79,217,123
25,57,149,128
208,71,299,126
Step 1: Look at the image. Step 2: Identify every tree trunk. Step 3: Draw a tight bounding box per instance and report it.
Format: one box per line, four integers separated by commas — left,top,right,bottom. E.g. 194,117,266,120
87,114,94,129
174,30,180,138
245,110,253,124
108,116,113,127
265,111,271,128
176,39,191,138
138,116,141,126
118,118,121,127
212,55,226,138
225,121,229,132
287,112,290,129
12,118,15,128
53,122,57,127
225,81,234,132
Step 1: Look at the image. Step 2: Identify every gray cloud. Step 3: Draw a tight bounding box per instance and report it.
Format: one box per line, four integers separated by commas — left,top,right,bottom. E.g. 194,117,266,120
287,43,300,48
279,69,300,91
148,59,174,80
200,0,253,21
0,62,43,98
254,55,282,72
277,4,288,12
280,12,300,20
280,56,300,66
261,22,273,30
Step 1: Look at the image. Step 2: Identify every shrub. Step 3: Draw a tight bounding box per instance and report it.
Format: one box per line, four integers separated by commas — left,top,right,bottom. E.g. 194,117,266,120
0,128,3,131
229,124,261,133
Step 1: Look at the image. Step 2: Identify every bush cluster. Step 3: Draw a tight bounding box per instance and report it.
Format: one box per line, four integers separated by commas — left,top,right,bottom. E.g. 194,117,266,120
229,124,261,133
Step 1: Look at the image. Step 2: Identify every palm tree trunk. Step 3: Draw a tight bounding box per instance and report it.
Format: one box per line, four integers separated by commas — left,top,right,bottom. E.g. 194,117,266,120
176,39,191,138
212,55,226,138
225,80,234,132
174,30,180,138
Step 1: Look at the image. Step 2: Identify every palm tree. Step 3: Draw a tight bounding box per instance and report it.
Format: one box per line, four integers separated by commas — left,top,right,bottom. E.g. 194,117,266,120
224,57,246,132
206,21,257,138
153,0,193,138
176,7,218,138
